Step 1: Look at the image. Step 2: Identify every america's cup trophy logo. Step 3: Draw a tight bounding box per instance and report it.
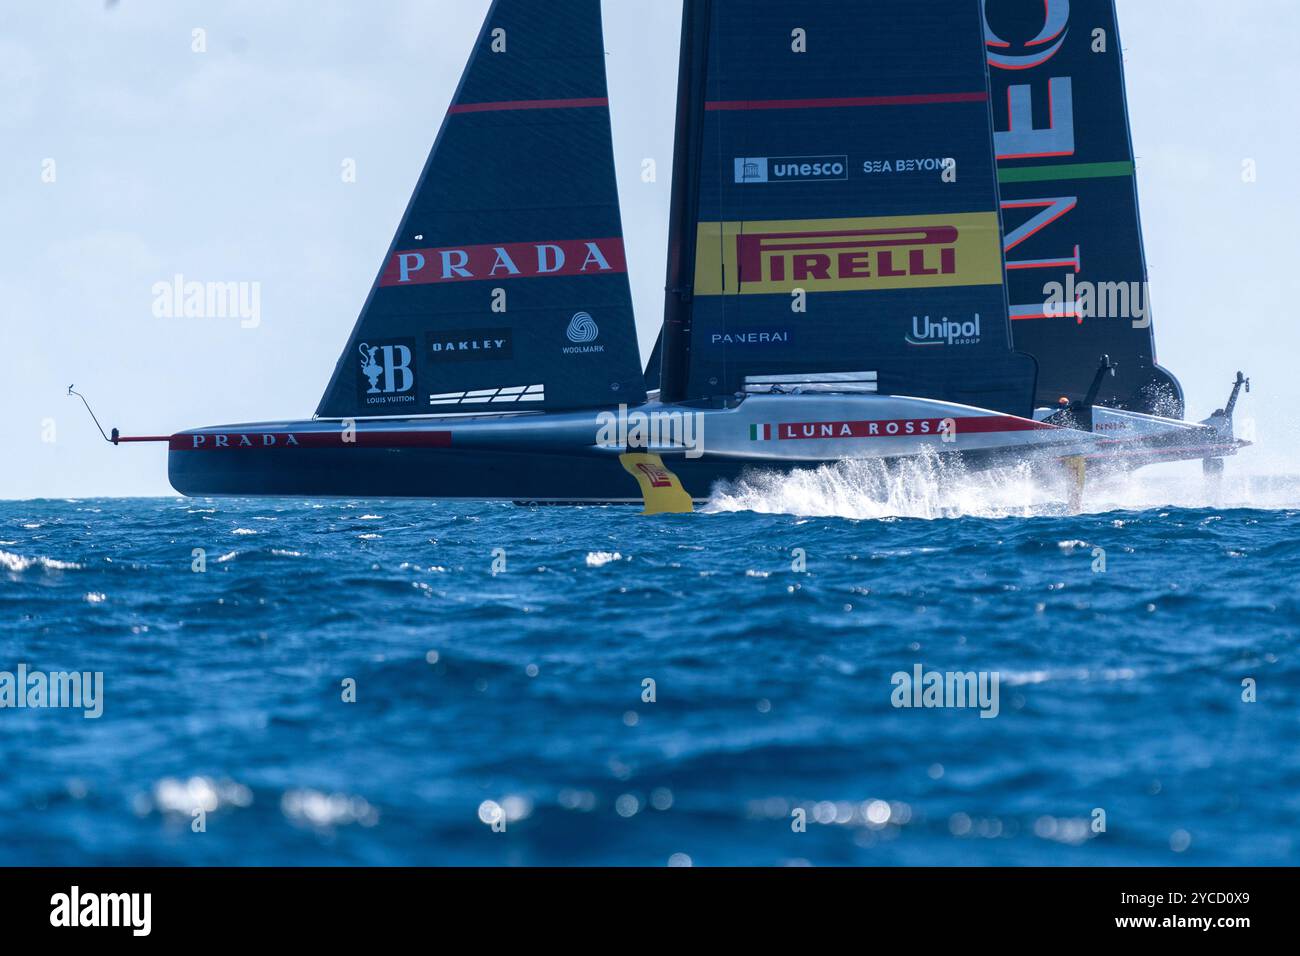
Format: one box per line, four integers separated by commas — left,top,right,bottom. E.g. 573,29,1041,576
360,343,384,394
358,341,415,395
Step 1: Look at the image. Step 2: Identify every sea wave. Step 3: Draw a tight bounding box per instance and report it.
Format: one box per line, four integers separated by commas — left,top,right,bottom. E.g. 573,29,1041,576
0,549,81,572
1,496,1296,866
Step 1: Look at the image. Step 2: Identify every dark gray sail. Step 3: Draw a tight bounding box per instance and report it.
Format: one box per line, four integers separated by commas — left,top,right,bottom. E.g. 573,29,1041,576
316,0,645,418
660,0,1038,416
986,0,1183,415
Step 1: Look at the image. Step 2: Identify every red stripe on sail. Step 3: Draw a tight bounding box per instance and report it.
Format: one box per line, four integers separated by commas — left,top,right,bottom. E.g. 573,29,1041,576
449,97,609,114
171,431,454,451
705,92,988,111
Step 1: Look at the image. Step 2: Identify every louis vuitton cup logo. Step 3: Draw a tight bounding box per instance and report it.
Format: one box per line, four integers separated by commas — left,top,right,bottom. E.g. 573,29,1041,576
357,339,417,405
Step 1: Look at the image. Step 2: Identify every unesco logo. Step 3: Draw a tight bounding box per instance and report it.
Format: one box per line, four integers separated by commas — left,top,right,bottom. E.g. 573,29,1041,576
734,155,848,184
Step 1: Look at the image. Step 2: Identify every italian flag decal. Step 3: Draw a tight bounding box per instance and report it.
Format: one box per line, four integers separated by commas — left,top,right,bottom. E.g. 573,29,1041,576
749,424,773,441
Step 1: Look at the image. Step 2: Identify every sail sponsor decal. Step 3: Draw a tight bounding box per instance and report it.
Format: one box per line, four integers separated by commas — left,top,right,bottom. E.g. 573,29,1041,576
172,430,453,451
709,329,791,347
357,338,417,408
426,328,513,362
734,155,848,184
378,238,627,287
562,312,604,354
906,314,982,347
862,157,955,176
694,213,1003,296
747,416,1053,442
736,155,956,183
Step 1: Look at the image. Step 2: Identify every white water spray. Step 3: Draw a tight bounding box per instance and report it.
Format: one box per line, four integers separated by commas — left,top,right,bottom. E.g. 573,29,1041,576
704,451,1300,521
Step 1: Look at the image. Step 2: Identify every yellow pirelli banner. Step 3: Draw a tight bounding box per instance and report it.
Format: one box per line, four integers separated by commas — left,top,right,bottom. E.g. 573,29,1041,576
693,212,1004,296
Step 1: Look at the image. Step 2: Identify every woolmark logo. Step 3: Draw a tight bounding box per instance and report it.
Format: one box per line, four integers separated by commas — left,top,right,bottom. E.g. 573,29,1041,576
906,313,982,347
566,312,599,343
563,312,604,354
735,155,848,184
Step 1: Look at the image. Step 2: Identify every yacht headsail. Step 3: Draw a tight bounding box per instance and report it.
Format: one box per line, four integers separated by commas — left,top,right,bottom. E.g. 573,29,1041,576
315,0,645,419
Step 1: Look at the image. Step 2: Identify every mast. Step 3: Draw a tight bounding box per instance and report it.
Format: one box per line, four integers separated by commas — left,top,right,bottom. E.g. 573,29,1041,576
660,0,712,404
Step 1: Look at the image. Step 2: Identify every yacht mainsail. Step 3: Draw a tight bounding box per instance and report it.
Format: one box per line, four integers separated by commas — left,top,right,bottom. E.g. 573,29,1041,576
659,0,1039,416
316,0,645,418
986,0,1184,415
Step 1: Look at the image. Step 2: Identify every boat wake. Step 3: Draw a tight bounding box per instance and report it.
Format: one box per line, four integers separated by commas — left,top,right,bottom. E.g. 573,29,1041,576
704,453,1300,520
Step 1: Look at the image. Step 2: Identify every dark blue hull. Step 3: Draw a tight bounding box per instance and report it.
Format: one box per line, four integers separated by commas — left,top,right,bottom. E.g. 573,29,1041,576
165,395,1241,503
169,441,753,502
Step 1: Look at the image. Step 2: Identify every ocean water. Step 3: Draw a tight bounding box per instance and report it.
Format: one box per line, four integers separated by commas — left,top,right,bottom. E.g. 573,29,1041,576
2,463,1298,866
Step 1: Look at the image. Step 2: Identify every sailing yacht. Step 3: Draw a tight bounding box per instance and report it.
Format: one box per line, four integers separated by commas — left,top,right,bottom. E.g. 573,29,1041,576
123,0,1246,510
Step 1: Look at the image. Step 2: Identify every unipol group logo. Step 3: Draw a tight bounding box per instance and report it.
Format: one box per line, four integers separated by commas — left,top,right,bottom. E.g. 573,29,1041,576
357,338,417,407
694,213,1003,296
563,312,604,354
906,313,983,347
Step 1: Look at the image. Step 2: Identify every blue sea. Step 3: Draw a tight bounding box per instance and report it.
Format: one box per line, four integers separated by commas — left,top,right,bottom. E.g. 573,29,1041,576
3,466,1298,866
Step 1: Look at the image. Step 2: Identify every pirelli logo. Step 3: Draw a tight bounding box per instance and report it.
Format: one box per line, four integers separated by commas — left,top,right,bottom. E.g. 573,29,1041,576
694,213,1004,295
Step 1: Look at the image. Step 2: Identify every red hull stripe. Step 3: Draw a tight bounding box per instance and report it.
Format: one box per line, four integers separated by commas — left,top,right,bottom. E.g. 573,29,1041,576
171,431,453,451
449,97,609,114
705,92,988,112
774,415,1054,441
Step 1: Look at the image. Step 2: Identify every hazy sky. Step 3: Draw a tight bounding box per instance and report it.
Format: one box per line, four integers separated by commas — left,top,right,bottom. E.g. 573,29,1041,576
4,0,1298,498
